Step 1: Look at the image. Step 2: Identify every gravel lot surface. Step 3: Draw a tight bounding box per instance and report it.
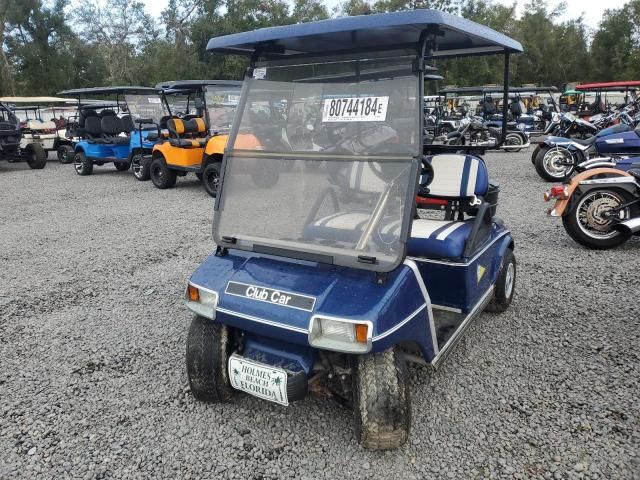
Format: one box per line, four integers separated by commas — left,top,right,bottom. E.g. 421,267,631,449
1,150,638,480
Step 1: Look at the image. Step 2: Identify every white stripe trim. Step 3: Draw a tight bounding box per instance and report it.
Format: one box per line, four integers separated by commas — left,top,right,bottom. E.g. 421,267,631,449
435,221,465,240
372,303,427,341
403,259,439,355
466,159,478,197
407,231,510,266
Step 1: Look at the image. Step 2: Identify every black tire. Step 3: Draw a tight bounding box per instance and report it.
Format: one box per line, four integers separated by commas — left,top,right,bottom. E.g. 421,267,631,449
150,156,177,189
195,172,203,181
352,347,411,450
562,188,633,249
57,145,74,164
485,249,516,313
504,132,524,152
186,315,234,402
534,145,575,182
114,162,130,171
202,162,221,198
73,151,93,176
131,154,150,181
26,144,47,169
531,144,540,164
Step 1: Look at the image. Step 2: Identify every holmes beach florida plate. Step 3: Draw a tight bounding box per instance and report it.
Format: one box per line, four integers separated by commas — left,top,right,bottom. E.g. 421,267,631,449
228,354,289,406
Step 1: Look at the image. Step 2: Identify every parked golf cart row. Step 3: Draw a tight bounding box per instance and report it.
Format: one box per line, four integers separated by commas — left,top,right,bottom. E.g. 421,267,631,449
56,81,242,197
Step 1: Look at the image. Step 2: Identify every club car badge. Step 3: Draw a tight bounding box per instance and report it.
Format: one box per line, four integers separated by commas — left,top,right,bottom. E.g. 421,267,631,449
225,281,316,311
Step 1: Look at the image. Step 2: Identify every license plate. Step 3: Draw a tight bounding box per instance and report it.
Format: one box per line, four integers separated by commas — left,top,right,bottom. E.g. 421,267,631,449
228,354,288,406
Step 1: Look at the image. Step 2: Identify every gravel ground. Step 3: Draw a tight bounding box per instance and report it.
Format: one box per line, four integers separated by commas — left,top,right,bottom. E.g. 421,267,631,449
0,150,638,480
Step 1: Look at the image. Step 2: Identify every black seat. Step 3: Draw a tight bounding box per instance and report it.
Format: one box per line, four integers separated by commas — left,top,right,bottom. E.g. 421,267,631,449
100,115,129,145
84,116,103,142
166,118,208,148
572,136,597,147
120,115,135,133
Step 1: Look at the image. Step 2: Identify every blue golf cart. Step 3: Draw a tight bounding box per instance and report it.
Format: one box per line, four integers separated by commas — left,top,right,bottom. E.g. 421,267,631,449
57,87,166,178
184,10,522,449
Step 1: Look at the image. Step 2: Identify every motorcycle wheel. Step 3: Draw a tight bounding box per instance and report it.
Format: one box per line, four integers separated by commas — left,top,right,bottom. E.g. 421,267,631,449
504,133,524,152
531,144,540,164
562,188,633,249
534,146,575,182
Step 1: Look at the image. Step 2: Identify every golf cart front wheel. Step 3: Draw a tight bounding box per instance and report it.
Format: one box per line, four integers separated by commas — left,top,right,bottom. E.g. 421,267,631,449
57,145,74,164
486,249,516,313
202,162,221,198
26,144,47,169
352,346,411,450
74,152,93,176
150,157,177,189
186,315,234,402
131,154,150,181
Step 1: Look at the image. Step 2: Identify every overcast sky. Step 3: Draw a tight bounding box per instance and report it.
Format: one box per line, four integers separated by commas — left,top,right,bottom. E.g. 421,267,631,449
138,0,628,29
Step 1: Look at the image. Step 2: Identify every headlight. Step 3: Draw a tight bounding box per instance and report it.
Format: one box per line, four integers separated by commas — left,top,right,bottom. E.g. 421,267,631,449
308,316,372,353
185,282,218,319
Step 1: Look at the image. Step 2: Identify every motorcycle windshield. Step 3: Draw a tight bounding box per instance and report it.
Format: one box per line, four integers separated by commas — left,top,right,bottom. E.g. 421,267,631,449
214,58,421,272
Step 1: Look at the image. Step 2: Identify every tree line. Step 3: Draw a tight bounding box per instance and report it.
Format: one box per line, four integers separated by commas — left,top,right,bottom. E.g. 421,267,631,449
0,0,638,96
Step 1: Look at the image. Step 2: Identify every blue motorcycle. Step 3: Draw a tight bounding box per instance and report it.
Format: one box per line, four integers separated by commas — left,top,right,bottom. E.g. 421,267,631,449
533,110,640,182
182,10,521,449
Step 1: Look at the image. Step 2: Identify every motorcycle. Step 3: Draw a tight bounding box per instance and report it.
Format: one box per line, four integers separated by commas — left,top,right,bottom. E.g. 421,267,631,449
532,110,640,182
444,116,529,151
544,157,640,249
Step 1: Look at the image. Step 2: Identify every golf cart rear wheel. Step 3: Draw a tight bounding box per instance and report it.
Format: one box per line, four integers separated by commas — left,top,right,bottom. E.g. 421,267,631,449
486,249,516,313
150,157,177,189
26,144,47,169
131,154,150,181
73,151,93,176
352,346,411,450
114,162,130,171
202,162,221,198
186,315,234,402
57,145,74,164
251,168,279,189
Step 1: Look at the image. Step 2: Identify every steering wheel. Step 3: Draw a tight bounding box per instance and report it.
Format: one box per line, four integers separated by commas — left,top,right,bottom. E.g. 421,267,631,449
419,157,434,194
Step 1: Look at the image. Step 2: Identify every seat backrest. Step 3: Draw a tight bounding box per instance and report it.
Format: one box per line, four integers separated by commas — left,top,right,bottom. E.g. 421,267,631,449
101,115,121,136
120,114,134,133
85,116,102,136
99,109,117,118
167,118,207,138
425,154,489,198
343,162,387,193
79,109,97,128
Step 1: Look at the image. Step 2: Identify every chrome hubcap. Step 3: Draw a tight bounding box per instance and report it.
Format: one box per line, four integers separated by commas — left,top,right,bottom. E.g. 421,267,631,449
544,149,573,177
505,262,514,298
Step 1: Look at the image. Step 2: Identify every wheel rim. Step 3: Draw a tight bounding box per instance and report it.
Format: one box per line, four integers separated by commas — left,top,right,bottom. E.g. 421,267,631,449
543,148,574,178
575,190,628,239
206,169,219,193
74,156,82,173
132,156,142,178
152,164,163,180
504,262,514,299
506,134,523,146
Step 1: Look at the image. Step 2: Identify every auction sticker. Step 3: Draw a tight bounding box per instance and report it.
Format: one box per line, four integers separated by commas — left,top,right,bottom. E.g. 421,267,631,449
228,354,288,406
322,96,388,122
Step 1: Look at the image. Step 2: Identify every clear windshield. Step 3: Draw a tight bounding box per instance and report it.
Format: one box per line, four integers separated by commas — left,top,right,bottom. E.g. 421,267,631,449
165,93,192,117
204,85,241,134
214,58,420,272
125,94,167,124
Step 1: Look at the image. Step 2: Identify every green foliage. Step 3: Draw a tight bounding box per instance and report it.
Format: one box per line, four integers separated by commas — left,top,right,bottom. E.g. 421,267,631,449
0,0,637,95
